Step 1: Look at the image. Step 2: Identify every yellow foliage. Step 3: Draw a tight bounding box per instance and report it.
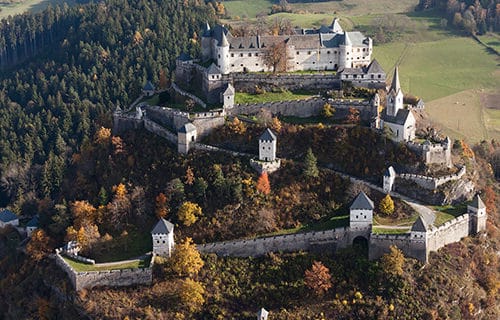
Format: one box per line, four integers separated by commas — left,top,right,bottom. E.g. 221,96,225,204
177,201,202,226
170,237,204,277
178,278,205,313
380,245,405,276
113,183,128,198
95,127,111,145
379,194,395,215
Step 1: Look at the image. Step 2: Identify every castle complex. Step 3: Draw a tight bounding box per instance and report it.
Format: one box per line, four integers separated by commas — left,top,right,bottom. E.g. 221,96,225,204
201,18,372,74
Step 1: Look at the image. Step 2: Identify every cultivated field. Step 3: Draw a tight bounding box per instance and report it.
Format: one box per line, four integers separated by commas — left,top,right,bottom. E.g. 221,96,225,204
0,0,74,19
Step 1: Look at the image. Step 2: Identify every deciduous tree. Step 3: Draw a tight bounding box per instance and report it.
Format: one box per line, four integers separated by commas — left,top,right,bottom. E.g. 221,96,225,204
170,237,204,277
177,201,202,226
256,172,271,195
178,278,205,313
380,245,405,276
262,40,289,73
155,193,169,218
322,103,335,118
26,229,52,261
304,260,332,296
379,194,395,215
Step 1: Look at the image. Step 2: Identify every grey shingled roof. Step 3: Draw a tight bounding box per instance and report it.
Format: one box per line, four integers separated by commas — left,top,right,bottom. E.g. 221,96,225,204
206,63,221,75
26,216,39,227
350,192,374,210
177,52,192,61
470,195,485,209
178,122,196,133
223,83,234,95
384,166,396,177
411,215,429,232
383,108,413,125
260,128,276,142
366,59,384,74
143,81,155,91
343,31,352,46
0,209,18,222
389,66,401,93
151,218,174,234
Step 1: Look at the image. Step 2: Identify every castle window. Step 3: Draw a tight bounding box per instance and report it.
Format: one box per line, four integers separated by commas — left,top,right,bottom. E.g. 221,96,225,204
231,53,234,57
378,74,381,78
248,53,252,57
240,53,243,57
296,62,299,64
256,63,259,66
363,48,366,52
356,216,358,219
371,74,374,79
240,64,243,66
347,52,349,55
157,240,159,244
312,62,315,64
334,50,337,54
357,48,360,52
308,51,311,55
296,51,299,55
212,75,215,79
327,51,331,54
255,53,259,57
218,54,220,59
329,61,333,64
354,75,357,78
163,241,165,244
231,64,235,67
268,147,271,150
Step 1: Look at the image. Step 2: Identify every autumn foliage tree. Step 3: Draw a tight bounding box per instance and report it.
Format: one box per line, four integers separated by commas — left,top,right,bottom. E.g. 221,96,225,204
169,237,204,277
346,107,360,124
379,194,395,215
179,278,205,313
228,117,246,135
155,193,169,218
304,260,332,296
26,229,52,261
380,245,405,277
262,40,289,73
303,148,319,178
256,172,271,195
177,201,203,226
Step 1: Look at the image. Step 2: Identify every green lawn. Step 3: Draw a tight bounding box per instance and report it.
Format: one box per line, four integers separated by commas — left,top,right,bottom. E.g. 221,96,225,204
63,255,152,272
261,214,350,238
432,204,467,226
235,91,313,104
478,33,500,52
223,0,272,19
371,227,410,235
0,0,76,19
89,229,152,263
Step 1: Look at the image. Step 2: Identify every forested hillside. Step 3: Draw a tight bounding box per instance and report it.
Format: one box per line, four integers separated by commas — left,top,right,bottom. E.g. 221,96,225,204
417,0,500,33
0,0,215,207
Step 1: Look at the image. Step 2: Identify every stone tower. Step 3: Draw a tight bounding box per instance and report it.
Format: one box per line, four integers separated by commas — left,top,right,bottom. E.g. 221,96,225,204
151,218,175,257
386,67,404,117
339,31,352,69
201,22,212,61
257,308,269,320
383,166,396,193
178,123,197,154
330,18,343,33
468,195,487,234
222,83,235,109
349,192,374,229
259,128,277,162
217,32,230,74
410,215,430,263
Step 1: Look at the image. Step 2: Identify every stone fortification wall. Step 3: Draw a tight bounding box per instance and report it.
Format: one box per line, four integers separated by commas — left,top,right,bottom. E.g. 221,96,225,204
407,140,452,167
229,97,373,120
54,253,153,291
144,118,177,145
231,73,341,92
145,106,190,131
398,166,466,190
192,116,225,138
368,234,419,261
172,83,207,109
113,113,143,135
197,227,371,257
427,214,470,252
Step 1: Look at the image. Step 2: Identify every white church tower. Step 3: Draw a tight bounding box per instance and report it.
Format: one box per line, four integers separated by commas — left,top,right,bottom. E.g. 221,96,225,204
259,128,277,162
386,66,404,117
151,218,175,257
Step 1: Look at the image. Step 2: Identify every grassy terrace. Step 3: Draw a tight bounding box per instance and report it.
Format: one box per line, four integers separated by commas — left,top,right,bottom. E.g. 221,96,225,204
63,255,152,272
432,204,467,226
261,215,350,238
235,91,313,104
371,227,410,235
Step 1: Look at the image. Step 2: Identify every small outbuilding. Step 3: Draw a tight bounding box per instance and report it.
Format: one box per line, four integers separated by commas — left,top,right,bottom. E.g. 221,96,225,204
0,209,19,228
178,122,197,154
143,81,156,97
26,216,39,237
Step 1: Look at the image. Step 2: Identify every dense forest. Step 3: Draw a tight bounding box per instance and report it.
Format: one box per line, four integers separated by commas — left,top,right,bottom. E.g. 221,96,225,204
0,0,216,208
417,0,500,33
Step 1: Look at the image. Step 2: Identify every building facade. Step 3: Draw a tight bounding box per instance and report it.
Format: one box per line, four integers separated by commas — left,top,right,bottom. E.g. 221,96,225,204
201,19,372,74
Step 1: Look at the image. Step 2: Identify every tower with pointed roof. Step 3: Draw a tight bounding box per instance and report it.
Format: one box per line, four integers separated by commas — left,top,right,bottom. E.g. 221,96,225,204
222,83,235,109
151,218,175,257
257,308,269,320
217,32,231,74
349,192,374,229
468,195,487,234
201,22,212,61
259,128,277,162
339,31,353,69
386,67,403,117
383,166,396,193
331,18,343,33
410,215,430,262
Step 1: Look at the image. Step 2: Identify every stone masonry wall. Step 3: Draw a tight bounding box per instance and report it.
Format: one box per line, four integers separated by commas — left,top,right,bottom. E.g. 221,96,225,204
397,166,466,190
228,97,374,120
197,227,371,257
427,214,470,252
143,118,177,145
54,253,153,291
145,106,190,131
231,73,341,92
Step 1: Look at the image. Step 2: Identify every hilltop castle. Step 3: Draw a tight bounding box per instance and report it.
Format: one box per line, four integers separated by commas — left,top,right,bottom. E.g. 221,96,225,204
201,18,372,74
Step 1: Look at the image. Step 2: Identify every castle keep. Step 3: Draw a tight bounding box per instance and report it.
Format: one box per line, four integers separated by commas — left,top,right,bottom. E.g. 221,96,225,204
201,18,372,74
